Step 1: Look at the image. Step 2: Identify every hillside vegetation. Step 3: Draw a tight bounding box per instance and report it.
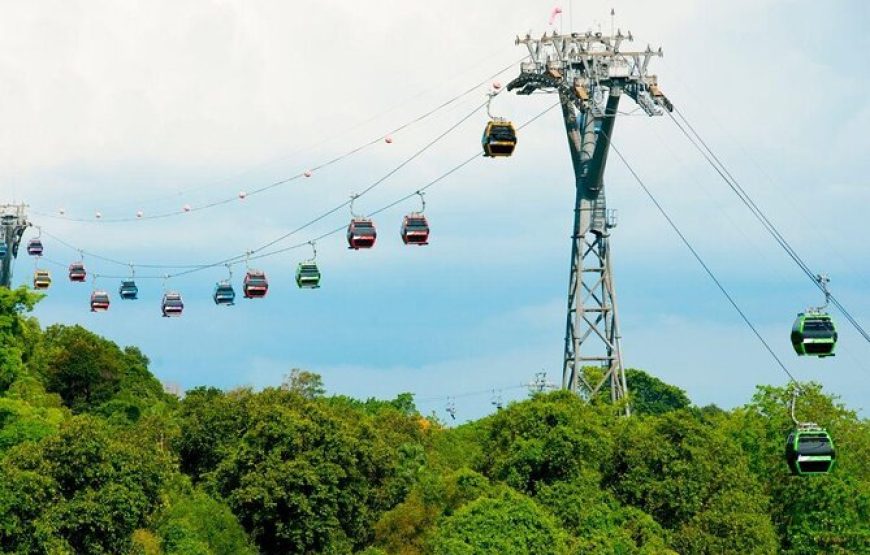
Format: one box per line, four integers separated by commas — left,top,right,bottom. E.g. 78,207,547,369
0,286,868,554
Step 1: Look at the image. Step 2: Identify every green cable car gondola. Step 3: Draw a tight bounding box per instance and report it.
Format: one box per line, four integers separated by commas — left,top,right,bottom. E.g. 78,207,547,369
785,425,836,476
296,262,321,289
791,312,837,357
791,274,838,357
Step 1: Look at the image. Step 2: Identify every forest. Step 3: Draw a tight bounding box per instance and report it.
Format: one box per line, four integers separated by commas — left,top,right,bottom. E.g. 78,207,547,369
0,285,867,554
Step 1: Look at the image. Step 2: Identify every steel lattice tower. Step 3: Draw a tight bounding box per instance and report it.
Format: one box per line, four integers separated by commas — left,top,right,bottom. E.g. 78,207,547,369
0,204,30,288
507,30,672,411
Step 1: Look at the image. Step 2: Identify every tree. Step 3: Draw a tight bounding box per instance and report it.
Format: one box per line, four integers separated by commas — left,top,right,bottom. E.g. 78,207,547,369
282,368,325,398
535,470,673,554
604,410,778,553
481,390,613,495
726,384,870,553
0,415,171,553
157,475,256,555
174,386,251,481
623,368,691,416
35,325,126,411
427,488,569,555
210,388,401,554
374,468,491,554
0,286,42,392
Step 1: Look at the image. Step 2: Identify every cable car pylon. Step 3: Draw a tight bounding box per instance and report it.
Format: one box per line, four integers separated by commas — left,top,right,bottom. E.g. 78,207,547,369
506,28,673,412
0,204,30,288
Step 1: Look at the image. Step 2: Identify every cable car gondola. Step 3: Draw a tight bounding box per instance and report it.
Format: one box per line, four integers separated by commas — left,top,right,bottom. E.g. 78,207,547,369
26,238,43,256
785,425,836,476
296,262,321,289
347,218,377,249
243,270,269,299
68,262,87,283
481,120,517,158
791,312,837,357
90,290,110,312
33,270,52,290
401,214,430,245
791,274,837,358
119,280,139,300
161,292,184,317
214,281,236,305
401,192,429,246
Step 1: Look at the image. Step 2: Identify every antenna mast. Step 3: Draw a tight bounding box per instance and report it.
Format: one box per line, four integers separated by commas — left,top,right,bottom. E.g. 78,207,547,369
507,29,672,413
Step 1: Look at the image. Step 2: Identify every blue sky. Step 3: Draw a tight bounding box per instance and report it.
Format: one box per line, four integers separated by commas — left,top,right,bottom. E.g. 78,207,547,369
3,1,869,422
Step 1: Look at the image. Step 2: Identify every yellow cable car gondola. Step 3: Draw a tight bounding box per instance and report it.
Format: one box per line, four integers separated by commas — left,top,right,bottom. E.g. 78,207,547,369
33,269,52,290
482,119,517,158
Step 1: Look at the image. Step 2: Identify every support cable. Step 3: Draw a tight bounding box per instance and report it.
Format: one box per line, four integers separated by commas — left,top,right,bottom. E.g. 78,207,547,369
32,60,522,224
607,137,802,387
35,102,559,281
667,108,870,345
38,100,489,271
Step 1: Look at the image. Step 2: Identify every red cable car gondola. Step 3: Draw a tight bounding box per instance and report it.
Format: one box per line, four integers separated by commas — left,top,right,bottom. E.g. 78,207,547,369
347,218,377,249
401,192,429,246
68,262,87,283
401,214,430,245
90,290,110,312
243,270,269,299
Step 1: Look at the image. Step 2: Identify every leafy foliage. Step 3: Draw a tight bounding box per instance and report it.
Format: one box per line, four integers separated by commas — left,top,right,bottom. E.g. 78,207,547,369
427,487,569,554
0,289,866,553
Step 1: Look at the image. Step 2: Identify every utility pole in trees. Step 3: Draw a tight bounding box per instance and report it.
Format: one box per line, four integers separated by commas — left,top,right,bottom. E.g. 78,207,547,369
507,30,672,413
0,204,30,288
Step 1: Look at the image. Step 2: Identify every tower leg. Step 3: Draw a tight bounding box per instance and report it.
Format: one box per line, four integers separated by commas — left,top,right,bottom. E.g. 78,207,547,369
559,91,629,413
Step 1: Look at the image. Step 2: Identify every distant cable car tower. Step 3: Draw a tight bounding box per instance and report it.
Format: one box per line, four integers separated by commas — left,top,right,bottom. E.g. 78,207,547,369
507,27,672,412
0,204,30,289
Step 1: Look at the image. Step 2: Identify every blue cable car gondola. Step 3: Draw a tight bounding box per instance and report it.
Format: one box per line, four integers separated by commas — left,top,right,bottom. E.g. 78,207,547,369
119,280,139,300
214,281,236,305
